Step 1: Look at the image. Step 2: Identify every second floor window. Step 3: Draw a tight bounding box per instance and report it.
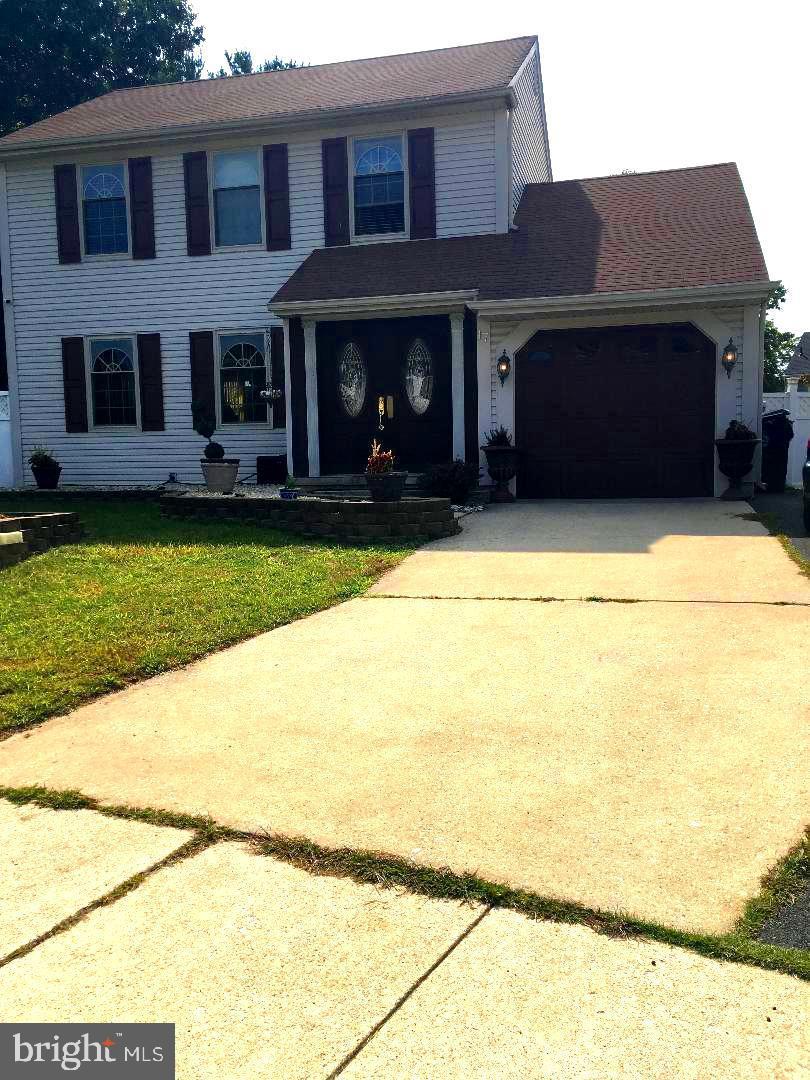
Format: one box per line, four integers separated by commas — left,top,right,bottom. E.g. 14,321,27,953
213,150,262,247
82,164,128,255
353,136,405,236
219,332,268,423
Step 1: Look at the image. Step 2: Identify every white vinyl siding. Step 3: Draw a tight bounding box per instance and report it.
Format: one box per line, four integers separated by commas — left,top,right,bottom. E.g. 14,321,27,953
5,109,501,485
510,48,552,218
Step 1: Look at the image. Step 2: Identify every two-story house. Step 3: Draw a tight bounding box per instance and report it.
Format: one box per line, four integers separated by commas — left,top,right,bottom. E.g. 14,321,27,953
0,35,772,496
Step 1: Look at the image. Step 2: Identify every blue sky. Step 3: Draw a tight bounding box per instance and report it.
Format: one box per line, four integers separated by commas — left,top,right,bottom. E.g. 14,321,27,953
194,0,809,334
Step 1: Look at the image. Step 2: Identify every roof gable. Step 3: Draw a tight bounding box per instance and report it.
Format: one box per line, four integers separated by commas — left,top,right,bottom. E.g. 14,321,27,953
0,37,535,153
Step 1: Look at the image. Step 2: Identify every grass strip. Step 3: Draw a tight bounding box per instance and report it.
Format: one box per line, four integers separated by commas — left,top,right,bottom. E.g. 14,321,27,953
2,785,807,981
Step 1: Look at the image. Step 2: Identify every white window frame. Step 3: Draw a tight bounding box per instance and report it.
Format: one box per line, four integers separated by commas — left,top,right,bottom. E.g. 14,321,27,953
77,161,131,260
208,148,266,253
84,334,141,432
216,329,273,428
349,132,410,244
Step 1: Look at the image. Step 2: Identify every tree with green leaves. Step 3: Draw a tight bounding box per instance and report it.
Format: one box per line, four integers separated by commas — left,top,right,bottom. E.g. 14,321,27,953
209,50,301,78
0,0,204,137
763,282,798,392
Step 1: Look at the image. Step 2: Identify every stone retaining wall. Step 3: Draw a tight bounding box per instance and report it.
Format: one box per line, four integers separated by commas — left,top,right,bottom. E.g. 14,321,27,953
160,494,460,544
0,512,84,568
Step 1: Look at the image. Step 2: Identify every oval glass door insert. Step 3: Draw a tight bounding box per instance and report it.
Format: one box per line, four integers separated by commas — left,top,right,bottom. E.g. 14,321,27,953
337,342,367,418
404,338,432,415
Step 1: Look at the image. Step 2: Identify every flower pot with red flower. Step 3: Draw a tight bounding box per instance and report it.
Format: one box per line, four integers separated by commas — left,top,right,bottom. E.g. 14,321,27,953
365,440,407,501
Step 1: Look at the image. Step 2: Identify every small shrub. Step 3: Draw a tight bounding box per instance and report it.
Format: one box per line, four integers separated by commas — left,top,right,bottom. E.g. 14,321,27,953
484,425,513,447
192,400,225,460
723,420,757,441
28,445,58,467
419,460,480,503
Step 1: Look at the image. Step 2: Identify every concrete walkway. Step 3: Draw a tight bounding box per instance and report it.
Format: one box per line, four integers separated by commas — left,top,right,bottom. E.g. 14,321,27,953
1,813,807,1078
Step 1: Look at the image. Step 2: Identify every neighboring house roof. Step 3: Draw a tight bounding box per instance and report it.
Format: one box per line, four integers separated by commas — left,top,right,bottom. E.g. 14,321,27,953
271,163,769,307
786,332,810,378
0,37,536,152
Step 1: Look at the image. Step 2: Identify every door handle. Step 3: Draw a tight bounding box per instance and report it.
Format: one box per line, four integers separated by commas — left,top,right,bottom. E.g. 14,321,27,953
386,395,394,419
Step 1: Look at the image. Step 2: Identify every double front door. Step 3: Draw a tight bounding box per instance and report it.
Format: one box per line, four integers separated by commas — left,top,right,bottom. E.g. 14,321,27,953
317,316,452,474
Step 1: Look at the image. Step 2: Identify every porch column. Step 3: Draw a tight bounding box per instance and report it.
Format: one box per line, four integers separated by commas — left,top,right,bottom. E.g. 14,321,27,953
450,312,465,460
282,318,293,477
303,318,320,477
476,316,491,476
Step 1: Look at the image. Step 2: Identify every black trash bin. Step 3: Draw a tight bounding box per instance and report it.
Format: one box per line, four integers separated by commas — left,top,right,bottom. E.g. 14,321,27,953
761,409,794,493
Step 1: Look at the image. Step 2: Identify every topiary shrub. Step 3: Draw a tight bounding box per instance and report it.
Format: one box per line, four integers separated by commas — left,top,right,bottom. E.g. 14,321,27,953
419,460,480,504
192,400,225,460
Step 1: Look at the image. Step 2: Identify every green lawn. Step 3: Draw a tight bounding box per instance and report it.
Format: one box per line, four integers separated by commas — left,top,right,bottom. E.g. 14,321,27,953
0,496,411,734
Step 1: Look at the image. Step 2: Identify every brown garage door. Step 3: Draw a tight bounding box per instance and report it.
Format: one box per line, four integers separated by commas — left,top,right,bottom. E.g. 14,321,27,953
515,324,716,499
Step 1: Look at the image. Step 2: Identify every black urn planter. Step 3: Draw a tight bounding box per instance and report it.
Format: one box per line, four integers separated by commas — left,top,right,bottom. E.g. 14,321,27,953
365,471,407,502
715,438,759,500
482,445,519,503
31,462,62,489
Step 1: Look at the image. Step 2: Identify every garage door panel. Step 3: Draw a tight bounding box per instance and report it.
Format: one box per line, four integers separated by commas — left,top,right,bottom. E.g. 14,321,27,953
515,324,715,499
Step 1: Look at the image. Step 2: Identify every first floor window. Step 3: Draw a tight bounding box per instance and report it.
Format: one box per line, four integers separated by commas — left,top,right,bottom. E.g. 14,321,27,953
213,150,262,247
90,337,137,426
353,136,405,236
82,164,128,255
219,333,268,423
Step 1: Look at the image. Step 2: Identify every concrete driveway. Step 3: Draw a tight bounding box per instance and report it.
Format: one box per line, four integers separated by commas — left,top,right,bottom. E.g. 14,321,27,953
1,500,808,934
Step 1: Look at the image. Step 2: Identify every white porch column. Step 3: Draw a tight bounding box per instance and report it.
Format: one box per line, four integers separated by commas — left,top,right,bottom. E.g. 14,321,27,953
281,318,293,477
742,303,762,487
476,316,491,476
302,318,320,477
450,312,465,460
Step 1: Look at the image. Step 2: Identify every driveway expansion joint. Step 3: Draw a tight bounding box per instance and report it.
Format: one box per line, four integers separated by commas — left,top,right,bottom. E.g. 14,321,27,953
327,907,492,1078
364,593,810,606
0,831,216,971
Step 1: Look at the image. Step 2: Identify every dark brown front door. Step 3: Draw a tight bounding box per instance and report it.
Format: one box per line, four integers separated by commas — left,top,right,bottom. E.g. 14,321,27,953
515,324,716,498
317,316,452,473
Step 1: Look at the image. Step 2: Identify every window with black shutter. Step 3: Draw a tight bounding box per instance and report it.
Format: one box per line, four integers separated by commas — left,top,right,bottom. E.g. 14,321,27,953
352,136,405,236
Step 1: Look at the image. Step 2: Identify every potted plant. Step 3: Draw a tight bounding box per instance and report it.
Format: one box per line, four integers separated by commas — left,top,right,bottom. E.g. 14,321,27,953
715,419,760,500
280,474,299,500
192,401,240,494
418,460,481,505
481,426,519,503
29,445,62,489
365,439,407,502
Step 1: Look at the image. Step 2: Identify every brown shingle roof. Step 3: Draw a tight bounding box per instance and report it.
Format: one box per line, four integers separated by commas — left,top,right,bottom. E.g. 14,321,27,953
786,332,810,378
272,163,769,306
0,37,535,152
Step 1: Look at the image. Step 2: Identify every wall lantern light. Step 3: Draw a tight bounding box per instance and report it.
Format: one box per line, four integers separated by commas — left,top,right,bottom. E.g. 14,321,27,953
721,338,738,378
496,350,512,385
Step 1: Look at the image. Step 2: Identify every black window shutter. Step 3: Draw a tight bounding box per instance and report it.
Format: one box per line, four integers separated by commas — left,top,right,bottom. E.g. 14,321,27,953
270,326,286,429
61,336,88,431
263,144,291,251
54,164,81,264
137,333,164,430
321,137,349,247
183,152,211,257
128,157,156,259
189,331,216,422
408,128,436,239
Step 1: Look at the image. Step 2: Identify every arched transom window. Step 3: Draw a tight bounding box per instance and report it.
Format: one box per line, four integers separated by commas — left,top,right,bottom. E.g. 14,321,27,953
353,136,405,236
219,332,268,424
81,164,128,255
404,338,432,415
90,337,137,426
337,342,367,418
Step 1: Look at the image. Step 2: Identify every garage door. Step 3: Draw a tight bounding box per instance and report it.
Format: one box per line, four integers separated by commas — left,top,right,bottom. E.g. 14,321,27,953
515,324,716,498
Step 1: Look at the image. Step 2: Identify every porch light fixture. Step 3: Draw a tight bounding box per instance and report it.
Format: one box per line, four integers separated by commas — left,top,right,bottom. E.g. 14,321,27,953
496,350,512,385
721,338,738,378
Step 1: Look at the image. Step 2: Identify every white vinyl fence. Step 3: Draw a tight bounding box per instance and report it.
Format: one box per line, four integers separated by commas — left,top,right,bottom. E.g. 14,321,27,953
0,392,12,488
763,386,810,487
